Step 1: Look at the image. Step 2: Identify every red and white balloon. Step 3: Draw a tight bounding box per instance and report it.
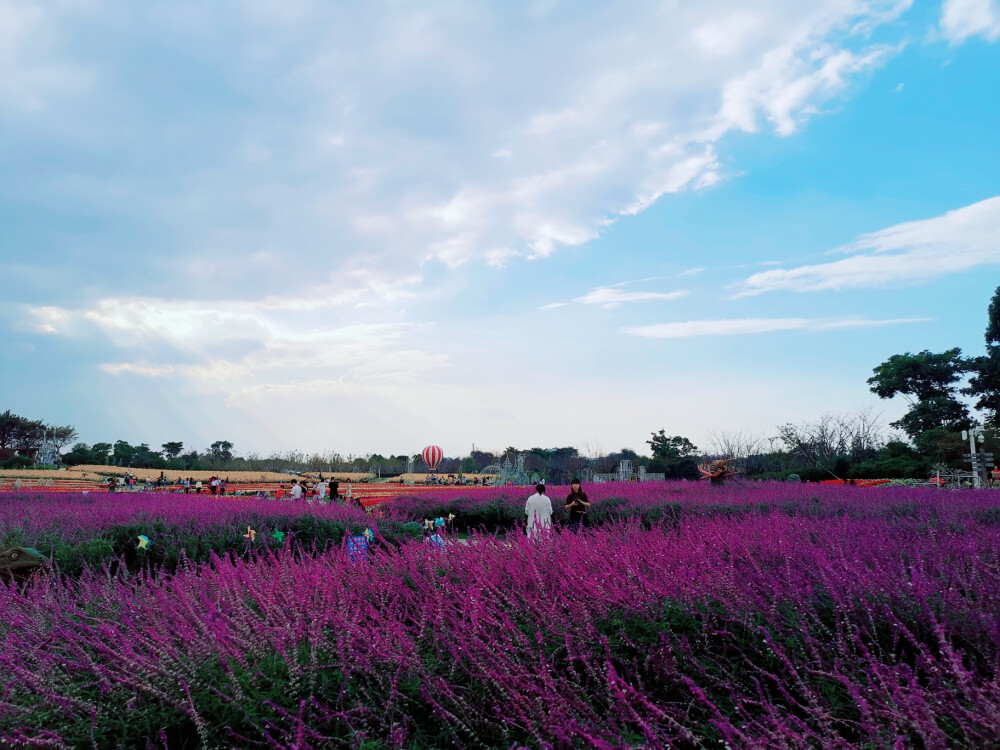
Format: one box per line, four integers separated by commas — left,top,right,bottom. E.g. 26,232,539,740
421,445,444,471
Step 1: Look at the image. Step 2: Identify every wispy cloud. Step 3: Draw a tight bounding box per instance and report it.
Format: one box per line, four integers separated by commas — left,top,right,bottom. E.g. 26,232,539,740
574,287,689,309
732,196,1000,296
540,285,688,310
623,317,928,338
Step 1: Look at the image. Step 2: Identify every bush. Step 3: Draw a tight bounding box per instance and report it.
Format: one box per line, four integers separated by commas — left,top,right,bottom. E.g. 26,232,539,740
0,455,32,469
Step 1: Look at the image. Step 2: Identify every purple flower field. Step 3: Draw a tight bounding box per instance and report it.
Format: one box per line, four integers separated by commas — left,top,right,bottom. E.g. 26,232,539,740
1,491,373,544
2,483,1000,748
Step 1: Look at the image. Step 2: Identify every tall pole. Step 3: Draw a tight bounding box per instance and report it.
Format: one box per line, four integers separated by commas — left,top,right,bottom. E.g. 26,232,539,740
970,430,980,488
965,427,985,488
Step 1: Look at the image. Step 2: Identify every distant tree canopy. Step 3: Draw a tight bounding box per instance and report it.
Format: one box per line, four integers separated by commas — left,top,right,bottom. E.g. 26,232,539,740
0,410,77,463
964,284,1000,428
646,431,698,461
864,284,1000,461
867,348,973,444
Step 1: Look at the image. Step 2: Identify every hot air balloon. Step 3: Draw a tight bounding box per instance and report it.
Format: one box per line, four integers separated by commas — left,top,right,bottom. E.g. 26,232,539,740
422,445,443,472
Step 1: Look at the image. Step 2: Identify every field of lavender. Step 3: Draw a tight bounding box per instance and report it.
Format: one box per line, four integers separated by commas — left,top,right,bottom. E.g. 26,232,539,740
2,483,1000,748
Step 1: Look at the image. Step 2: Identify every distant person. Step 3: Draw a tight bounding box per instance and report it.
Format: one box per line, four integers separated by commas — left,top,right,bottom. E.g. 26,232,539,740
564,478,590,532
330,481,340,501
276,482,285,500
290,480,303,501
525,483,553,539
992,465,1000,487
195,479,203,494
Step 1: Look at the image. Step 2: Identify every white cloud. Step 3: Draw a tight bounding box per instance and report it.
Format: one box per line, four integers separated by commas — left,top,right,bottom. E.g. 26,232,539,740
573,287,689,309
624,317,928,338
26,270,439,389
941,0,1000,43
733,196,1000,295
540,283,688,310
7,0,910,280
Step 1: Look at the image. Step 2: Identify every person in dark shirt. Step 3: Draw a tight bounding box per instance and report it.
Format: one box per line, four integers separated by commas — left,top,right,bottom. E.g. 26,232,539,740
564,478,590,532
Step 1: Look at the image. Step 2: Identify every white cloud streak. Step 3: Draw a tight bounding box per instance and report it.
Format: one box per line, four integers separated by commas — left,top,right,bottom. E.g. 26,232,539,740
540,285,688,310
624,317,929,338
573,287,689,309
733,196,1000,296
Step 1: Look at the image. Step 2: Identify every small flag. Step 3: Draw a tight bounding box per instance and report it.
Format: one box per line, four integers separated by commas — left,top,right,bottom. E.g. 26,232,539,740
271,530,286,543
137,535,151,551
244,526,256,542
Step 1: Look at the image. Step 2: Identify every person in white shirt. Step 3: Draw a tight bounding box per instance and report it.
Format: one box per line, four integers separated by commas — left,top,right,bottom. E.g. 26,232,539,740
524,483,553,539
316,481,327,500
290,480,303,500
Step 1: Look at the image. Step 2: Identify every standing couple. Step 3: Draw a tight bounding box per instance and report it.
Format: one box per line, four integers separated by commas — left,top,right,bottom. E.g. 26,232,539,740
524,479,590,538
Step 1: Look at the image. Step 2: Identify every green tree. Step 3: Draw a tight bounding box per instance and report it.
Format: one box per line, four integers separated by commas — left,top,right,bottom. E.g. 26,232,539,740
0,410,19,454
112,440,136,466
987,284,1000,345
49,425,78,452
646,430,698,460
61,442,96,466
161,442,184,459
209,440,234,464
965,285,1000,427
91,443,113,464
12,418,46,455
867,349,973,441
179,450,202,470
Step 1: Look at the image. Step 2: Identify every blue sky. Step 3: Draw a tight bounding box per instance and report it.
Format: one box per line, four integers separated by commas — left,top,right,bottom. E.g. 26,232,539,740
2,0,999,458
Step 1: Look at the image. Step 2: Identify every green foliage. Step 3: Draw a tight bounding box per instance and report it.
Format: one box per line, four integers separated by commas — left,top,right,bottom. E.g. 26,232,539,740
987,284,1000,346
867,348,971,402
646,430,698,460
0,455,32,469
208,440,235,465
161,441,184,459
965,347,1000,427
868,348,973,441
